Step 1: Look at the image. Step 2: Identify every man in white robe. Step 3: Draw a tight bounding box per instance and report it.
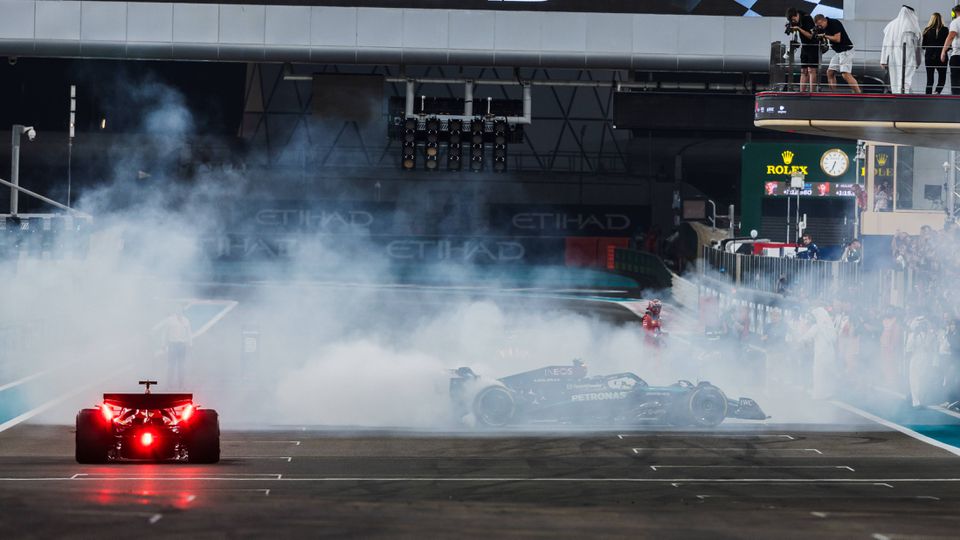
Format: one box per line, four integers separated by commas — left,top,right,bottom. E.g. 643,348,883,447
801,307,838,399
881,5,923,93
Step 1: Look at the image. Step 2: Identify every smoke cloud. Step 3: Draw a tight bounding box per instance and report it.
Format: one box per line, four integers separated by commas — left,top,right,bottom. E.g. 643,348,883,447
1,76,839,431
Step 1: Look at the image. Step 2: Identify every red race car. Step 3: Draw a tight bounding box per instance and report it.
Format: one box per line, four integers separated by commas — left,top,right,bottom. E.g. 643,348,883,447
75,381,219,463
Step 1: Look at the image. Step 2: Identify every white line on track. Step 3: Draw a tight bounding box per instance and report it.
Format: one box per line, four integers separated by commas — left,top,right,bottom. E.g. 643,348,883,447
65,509,164,523
632,448,822,454
0,365,133,433
2,476,957,483
930,405,960,420
874,483,894,488
649,465,854,472
0,369,51,392
811,511,828,518
188,300,238,338
831,400,960,457
231,457,293,462
619,434,794,440
72,473,283,480
867,386,960,421
224,440,301,446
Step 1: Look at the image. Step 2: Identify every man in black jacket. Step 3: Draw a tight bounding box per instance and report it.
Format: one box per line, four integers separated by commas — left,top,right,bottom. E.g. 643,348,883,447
787,8,819,91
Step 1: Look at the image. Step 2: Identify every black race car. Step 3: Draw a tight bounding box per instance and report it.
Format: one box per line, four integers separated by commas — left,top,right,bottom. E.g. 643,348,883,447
450,361,768,428
75,381,219,463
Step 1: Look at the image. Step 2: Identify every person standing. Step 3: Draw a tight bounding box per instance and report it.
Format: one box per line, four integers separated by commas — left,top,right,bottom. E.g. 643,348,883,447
800,307,839,399
905,313,938,407
787,7,820,92
160,308,193,390
923,12,949,94
796,234,820,260
939,5,960,94
815,14,862,93
881,5,922,94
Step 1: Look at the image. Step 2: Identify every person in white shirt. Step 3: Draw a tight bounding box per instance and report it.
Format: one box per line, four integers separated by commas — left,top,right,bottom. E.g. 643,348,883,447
881,5,922,93
160,308,193,390
939,5,960,94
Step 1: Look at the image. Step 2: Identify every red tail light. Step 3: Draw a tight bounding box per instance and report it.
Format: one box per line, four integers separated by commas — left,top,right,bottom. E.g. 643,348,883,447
181,404,194,422
140,432,154,447
100,404,114,422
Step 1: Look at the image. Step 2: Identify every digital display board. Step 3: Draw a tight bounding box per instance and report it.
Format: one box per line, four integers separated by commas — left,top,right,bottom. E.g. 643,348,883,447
762,181,856,198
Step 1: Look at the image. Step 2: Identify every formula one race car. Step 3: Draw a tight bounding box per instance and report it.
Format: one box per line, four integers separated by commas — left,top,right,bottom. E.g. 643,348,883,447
450,361,768,428
75,381,219,463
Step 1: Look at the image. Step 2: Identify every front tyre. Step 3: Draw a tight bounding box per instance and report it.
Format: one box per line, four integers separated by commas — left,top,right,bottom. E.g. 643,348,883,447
185,409,220,463
687,386,728,427
76,409,112,464
473,386,515,428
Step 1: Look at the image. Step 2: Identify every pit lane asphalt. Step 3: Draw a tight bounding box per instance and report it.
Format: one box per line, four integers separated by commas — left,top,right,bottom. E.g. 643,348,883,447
3,420,960,538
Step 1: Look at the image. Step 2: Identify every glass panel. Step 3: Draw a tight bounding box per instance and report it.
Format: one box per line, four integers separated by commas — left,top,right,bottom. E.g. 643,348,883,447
895,146,914,210
911,147,948,211
873,145,894,212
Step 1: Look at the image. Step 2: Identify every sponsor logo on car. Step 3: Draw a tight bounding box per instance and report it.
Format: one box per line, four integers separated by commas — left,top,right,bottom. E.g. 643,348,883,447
571,391,628,402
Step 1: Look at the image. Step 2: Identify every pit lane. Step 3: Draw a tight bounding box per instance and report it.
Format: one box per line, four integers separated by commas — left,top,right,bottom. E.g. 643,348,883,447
3,418,960,538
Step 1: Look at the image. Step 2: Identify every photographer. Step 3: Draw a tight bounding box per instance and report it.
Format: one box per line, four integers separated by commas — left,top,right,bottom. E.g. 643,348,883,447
786,8,820,92
814,14,863,93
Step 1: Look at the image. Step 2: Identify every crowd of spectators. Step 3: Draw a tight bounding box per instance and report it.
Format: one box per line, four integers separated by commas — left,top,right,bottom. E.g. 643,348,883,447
752,297,960,409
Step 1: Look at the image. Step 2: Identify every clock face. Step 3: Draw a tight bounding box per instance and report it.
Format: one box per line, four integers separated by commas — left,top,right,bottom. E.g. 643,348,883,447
821,149,849,177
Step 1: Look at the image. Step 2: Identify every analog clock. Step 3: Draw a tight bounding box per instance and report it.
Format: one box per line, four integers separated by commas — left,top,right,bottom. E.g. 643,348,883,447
820,148,849,177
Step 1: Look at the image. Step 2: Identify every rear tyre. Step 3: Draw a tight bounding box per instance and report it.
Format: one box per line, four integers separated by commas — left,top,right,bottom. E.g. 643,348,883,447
687,386,728,428
185,409,220,463
76,409,112,464
473,386,515,428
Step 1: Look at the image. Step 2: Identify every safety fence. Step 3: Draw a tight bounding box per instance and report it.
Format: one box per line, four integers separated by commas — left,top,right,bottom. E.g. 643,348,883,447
771,42,951,94
700,245,862,298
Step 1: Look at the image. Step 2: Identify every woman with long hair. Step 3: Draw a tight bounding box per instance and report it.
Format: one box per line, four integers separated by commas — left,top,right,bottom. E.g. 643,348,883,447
923,12,949,93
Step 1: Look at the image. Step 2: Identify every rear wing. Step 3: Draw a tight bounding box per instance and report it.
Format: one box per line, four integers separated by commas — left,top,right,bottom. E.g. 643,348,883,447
103,393,193,409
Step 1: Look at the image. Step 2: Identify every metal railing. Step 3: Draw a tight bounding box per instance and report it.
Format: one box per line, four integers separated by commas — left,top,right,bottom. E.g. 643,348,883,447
771,41,951,94
700,245,862,298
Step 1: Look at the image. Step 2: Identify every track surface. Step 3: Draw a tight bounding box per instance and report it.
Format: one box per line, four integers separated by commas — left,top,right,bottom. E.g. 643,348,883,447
3,420,960,538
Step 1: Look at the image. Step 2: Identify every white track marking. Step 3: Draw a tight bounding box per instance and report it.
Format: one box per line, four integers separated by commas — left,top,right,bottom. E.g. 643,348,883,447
632,448,822,454
149,514,163,525
619,434,794,440
231,457,293,462
186,495,196,503
868,386,960,421
872,534,891,540
811,512,828,518
831,400,960,457
0,365,133,433
189,301,238,338
874,483,894,488
224,440,301,446
3,476,958,483
649,465,853,472
917,496,940,501
0,369,51,392
930,405,960,420
74,473,283,480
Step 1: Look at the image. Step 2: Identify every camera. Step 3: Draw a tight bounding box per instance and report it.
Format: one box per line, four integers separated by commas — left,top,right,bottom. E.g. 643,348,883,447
784,22,795,35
